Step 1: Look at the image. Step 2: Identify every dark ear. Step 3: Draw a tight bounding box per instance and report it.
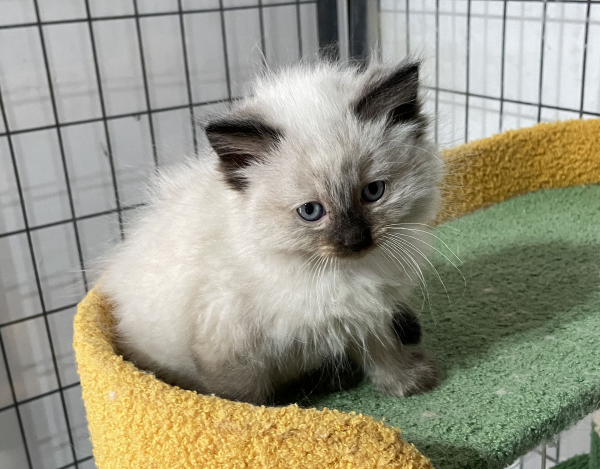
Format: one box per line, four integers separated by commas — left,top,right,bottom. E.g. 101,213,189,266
353,60,425,132
205,116,281,191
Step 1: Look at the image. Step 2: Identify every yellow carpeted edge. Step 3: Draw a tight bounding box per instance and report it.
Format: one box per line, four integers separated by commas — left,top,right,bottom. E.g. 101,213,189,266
438,118,600,222
75,291,430,469
74,119,600,469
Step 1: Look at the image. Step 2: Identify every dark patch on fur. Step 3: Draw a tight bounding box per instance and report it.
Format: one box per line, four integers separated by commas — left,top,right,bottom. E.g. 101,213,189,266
217,155,253,191
391,304,422,345
204,116,282,191
354,61,427,136
329,207,373,255
205,119,280,140
270,355,364,406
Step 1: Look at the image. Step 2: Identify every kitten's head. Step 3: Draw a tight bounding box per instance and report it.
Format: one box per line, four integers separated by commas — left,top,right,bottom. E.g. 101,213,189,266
204,59,443,266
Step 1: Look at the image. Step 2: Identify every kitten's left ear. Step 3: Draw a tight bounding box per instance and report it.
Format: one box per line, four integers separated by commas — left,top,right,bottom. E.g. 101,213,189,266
354,60,425,132
204,115,281,191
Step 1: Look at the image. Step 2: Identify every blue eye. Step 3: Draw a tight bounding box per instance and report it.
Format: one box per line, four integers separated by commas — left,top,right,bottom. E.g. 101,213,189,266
362,181,385,202
297,202,325,221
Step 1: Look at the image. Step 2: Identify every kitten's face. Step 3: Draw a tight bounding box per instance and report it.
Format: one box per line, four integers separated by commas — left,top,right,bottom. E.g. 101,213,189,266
205,60,443,265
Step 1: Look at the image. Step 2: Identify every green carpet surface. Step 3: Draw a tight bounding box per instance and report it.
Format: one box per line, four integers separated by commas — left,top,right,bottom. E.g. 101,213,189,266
553,454,589,469
310,185,600,469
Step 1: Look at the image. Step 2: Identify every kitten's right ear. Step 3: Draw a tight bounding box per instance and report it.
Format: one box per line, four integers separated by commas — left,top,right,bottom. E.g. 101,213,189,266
204,116,281,191
354,60,425,134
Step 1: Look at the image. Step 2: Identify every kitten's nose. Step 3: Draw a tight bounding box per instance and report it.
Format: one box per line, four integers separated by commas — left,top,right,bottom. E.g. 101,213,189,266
345,228,372,252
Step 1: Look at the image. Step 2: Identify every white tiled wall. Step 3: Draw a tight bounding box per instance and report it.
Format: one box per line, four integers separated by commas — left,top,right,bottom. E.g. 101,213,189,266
1,1,598,469
0,2,318,468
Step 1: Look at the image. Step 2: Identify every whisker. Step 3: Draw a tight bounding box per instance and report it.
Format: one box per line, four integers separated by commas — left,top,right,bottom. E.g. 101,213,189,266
378,245,404,282
384,237,432,308
379,238,413,281
391,232,465,279
315,256,327,313
396,221,464,235
295,252,319,278
387,234,450,304
380,237,431,310
308,255,324,312
387,225,463,262
323,256,332,304
391,232,467,305
333,257,339,298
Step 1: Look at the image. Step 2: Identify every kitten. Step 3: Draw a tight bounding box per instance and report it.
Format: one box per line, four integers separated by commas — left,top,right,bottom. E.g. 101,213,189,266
99,58,444,405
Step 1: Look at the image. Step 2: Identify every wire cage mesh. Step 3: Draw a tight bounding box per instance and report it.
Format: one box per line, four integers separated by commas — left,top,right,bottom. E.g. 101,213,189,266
378,0,600,147
0,1,598,468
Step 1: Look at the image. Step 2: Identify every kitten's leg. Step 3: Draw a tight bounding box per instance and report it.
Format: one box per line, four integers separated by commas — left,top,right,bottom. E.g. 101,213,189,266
363,344,439,397
192,349,274,405
271,354,363,405
354,305,439,397
391,303,422,345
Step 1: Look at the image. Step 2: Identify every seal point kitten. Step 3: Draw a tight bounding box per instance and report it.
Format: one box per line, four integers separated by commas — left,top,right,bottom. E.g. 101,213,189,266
100,58,444,405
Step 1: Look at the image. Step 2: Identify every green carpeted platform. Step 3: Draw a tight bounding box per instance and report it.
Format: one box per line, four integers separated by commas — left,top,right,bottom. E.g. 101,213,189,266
310,185,600,469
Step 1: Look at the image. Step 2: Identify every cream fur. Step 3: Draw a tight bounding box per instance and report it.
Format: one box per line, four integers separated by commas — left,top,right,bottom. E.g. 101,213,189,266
99,60,445,404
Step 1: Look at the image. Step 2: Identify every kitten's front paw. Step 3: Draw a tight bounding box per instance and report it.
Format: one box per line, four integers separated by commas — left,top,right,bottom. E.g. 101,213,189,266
373,351,440,397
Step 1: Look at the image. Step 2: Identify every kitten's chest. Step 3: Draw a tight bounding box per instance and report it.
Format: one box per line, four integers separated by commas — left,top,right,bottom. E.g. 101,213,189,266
229,258,403,360
258,268,399,326
258,285,393,359
263,315,354,376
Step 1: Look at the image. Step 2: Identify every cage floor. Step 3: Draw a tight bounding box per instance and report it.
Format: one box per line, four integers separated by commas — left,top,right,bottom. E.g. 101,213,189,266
309,185,600,469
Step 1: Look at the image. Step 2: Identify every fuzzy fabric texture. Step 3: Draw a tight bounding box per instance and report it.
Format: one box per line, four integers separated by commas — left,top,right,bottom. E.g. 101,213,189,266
438,118,600,223
74,118,600,468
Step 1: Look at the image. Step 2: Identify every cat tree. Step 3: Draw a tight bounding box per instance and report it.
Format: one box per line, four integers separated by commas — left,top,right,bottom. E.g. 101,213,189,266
74,118,600,469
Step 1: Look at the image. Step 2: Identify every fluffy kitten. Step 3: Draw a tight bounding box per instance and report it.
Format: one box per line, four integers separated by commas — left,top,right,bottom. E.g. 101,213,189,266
100,58,444,405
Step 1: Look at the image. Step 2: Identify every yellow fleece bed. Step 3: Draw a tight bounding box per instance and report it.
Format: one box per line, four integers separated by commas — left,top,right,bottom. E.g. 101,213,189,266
75,119,600,469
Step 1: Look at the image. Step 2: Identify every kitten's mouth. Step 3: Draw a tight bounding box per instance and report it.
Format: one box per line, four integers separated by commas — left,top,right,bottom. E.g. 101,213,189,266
329,228,375,258
321,241,377,259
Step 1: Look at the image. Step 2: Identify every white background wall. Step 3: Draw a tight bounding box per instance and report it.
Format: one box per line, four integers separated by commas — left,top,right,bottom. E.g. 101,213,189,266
0,1,598,468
